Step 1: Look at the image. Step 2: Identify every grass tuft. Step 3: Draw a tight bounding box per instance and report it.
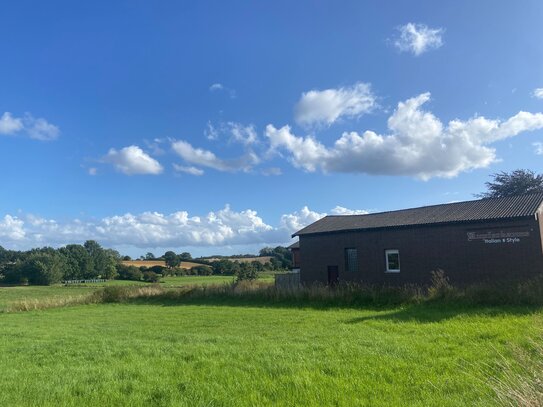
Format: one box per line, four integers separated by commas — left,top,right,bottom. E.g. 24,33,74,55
489,338,543,406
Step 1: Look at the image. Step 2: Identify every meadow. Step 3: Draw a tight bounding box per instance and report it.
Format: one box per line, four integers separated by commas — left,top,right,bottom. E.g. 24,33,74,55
0,279,541,406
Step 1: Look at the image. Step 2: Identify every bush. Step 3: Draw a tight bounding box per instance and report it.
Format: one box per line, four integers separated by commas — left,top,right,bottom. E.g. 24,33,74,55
172,267,186,276
191,265,213,276
116,264,143,281
427,269,455,300
143,271,161,283
148,265,167,275
236,267,258,282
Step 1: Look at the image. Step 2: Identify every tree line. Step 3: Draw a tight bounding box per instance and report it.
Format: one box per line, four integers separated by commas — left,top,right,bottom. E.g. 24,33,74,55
0,243,293,285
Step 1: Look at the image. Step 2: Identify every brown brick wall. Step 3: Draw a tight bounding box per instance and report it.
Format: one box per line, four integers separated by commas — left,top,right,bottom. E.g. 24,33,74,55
299,217,543,285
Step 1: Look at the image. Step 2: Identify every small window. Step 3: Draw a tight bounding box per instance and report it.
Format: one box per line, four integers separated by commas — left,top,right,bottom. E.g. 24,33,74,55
385,249,400,273
345,248,358,273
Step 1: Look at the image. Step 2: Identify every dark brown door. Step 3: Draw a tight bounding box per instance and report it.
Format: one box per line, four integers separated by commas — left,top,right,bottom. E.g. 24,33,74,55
327,266,339,286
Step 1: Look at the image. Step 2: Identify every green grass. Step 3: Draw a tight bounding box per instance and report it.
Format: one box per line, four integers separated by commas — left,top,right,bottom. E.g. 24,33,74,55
0,286,541,406
0,274,276,311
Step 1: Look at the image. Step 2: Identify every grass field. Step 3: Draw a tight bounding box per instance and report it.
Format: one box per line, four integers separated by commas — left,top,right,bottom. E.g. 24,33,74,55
0,274,276,311
0,282,541,406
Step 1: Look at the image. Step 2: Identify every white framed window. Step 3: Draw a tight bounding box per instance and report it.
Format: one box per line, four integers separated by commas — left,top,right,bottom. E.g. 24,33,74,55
385,249,400,273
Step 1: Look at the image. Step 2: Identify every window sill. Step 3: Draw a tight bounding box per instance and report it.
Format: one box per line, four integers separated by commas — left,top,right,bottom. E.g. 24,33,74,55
385,270,400,273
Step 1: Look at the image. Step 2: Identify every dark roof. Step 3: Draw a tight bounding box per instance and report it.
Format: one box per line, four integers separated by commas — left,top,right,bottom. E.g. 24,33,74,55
288,241,299,249
293,193,543,237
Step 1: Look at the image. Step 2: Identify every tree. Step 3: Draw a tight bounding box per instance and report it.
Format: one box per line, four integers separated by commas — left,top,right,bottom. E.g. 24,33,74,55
20,252,65,285
164,251,181,268
178,252,192,260
477,169,543,198
59,244,94,280
145,252,156,260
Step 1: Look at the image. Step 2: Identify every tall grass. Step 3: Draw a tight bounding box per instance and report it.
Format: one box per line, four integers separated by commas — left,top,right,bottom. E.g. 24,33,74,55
7,272,543,313
489,338,543,406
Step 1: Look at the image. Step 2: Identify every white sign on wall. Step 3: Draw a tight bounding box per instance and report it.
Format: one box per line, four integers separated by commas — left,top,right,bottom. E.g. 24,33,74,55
466,230,530,244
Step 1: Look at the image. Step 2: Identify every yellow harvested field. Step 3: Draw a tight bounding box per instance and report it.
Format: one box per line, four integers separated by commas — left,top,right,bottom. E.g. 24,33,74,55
201,256,273,264
121,260,207,269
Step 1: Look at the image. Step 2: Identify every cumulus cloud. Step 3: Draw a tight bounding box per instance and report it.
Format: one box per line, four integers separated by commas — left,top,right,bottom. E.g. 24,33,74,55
534,142,543,155
173,164,205,176
279,206,326,232
0,112,59,140
330,206,369,215
393,23,444,56
0,205,369,251
104,145,163,175
534,88,543,99
294,82,376,127
0,112,23,134
171,140,259,172
267,92,543,179
0,215,26,240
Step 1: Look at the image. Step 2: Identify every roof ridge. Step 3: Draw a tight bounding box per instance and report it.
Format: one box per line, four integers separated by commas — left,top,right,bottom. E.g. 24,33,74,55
294,192,543,237
324,192,543,219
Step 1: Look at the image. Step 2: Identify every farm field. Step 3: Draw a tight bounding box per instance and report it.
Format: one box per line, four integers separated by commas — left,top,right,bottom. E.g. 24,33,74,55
0,274,275,311
0,285,541,405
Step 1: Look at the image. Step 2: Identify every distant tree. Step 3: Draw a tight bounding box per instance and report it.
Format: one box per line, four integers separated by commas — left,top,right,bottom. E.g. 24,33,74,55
145,252,156,260
178,252,192,260
236,267,258,282
122,255,132,261
20,252,65,285
116,264,143,281
164,251,181,268
190,265,213,276
477,169,543,198
59,244,94,280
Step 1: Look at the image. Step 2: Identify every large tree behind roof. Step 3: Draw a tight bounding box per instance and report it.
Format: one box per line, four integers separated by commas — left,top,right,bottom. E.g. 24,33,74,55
477,169,543,198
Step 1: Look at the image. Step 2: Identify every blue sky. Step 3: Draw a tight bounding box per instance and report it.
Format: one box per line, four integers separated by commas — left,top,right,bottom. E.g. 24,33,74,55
1,0,543,257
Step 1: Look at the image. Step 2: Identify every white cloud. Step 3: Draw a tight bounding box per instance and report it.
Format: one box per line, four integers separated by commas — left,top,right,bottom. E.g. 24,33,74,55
279,206,326,233
205,121,258,145
88,167,98,176
534,142,543,155
172,140,259,172
209,83,224,91
205,121,219,140
173,164,204,176
104,145,163,175
0,205,368,251
0,112,59,140
24,115,60,141
209,83,236,98
393,23,444,56
294,82,376,127
267,92,543,179
534,88,543,99
0,112,23,134
261,167,282,176
0,215,25,241
330,206,369,215
228,122,258,145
